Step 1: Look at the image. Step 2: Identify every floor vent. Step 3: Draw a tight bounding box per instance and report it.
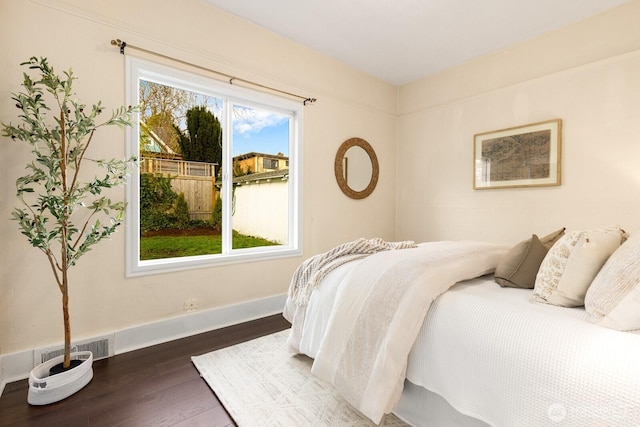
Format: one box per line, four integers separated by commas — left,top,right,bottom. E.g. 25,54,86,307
33,335,114,366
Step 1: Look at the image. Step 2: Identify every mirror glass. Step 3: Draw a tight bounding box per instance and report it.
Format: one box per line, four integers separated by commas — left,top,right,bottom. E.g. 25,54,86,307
334,137,379,199
343,146,373,192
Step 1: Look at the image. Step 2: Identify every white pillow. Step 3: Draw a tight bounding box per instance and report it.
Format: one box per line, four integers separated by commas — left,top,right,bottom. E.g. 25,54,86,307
532,227,627,307
585,232,640,331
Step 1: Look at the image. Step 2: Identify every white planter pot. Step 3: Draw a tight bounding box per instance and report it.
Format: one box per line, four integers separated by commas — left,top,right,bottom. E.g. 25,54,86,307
27,350,93,405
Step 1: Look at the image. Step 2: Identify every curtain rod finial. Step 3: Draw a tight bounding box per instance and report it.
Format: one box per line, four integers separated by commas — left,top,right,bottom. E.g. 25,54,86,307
111,39,126,54
304,98,317,106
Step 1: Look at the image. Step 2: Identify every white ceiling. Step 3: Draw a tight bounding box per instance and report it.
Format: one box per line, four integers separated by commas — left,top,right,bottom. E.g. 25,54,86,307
203,0,628,85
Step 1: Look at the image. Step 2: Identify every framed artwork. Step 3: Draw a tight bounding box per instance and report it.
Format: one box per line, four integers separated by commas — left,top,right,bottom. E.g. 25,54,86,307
473,119,562,189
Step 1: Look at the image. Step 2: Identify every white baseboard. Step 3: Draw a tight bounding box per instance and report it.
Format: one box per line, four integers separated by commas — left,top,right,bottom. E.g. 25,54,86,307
0,293,287,396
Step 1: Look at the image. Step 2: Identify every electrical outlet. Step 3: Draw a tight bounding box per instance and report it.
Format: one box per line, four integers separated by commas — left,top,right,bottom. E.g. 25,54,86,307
184,298,198,311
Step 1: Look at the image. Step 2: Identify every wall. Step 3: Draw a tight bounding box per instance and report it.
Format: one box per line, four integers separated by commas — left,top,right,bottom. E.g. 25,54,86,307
0,0,397,367
233,179,289,244
396,0,640,244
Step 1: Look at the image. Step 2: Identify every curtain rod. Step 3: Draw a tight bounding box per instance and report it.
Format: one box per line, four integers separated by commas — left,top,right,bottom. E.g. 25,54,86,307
110,39,317,105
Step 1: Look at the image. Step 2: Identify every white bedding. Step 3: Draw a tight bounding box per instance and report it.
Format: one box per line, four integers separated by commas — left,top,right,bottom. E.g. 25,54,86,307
407,277,640,426
284,246,640,426
285,241,508,423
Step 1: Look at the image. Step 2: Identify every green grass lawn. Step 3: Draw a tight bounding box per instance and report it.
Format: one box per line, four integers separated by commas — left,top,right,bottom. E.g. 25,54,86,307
140,231,279,260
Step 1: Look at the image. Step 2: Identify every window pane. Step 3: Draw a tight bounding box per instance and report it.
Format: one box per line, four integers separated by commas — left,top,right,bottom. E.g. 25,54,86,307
231,105,290,249
138,79,224,260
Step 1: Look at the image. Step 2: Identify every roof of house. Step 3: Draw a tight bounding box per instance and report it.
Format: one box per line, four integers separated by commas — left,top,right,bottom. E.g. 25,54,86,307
233,169,289,184
140,121,181,158
233,152,288,161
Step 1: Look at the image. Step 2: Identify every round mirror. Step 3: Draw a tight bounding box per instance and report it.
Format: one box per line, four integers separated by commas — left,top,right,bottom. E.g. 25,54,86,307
334,137,379,199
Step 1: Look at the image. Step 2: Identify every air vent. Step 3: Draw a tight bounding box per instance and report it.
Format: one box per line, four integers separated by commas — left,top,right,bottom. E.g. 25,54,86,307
33,335,114,366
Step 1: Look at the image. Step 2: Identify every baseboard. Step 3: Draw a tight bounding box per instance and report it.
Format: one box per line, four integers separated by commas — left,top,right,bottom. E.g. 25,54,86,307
0,293,287,396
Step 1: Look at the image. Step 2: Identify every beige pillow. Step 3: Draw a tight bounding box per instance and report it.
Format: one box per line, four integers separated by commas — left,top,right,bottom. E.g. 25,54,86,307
585,233,640,331
494,228,565,289
532,227,627,307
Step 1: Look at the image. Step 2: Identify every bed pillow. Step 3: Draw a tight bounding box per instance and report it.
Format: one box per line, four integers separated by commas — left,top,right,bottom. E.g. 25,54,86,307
532,227,627,307
494,227,565,289
585,232,640,331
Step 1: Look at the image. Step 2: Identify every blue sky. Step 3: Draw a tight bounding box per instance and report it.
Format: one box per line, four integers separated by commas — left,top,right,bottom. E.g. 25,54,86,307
196,97,290,157
231,106,289,156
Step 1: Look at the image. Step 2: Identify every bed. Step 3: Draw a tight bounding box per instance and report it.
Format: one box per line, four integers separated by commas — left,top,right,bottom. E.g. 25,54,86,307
283,234,640,426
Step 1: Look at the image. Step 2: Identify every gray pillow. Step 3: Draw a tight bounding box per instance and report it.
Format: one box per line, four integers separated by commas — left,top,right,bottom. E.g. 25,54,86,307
494,228,565,289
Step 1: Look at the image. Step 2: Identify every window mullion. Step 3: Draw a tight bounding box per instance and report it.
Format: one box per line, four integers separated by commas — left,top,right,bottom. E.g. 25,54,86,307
221,99,233,255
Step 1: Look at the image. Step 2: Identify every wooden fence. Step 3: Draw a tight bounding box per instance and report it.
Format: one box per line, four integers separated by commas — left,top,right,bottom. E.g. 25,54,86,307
140,157,215,177
140,157,217,221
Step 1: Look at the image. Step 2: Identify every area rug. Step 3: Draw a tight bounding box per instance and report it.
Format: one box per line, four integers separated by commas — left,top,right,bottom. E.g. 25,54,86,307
191,329,409,426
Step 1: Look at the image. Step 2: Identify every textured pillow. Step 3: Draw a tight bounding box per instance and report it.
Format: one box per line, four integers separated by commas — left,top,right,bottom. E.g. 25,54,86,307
585,233,640,331
532,227,627,307
494,228,566,289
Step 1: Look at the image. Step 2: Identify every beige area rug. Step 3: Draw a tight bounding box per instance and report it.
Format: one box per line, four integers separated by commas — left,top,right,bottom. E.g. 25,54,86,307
192,329,409,426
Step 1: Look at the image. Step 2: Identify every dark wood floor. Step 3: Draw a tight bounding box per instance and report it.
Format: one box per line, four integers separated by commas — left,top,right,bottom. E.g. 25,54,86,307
0,314,291,427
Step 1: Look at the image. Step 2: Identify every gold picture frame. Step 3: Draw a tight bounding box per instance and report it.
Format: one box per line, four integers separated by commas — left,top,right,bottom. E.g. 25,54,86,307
473,119,562,189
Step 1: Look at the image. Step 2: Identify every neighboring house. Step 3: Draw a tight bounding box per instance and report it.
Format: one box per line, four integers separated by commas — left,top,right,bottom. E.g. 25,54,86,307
233,152,289,176
140,121,180,159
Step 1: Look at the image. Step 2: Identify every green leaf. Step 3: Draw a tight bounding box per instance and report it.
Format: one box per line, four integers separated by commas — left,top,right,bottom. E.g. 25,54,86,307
4,56,136,281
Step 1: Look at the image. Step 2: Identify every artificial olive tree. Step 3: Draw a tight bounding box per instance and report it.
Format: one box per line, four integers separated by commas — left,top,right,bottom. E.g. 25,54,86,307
2,57,137,370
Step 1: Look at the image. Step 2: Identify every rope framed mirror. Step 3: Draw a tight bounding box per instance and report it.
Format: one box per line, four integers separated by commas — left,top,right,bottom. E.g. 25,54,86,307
334,137,379,199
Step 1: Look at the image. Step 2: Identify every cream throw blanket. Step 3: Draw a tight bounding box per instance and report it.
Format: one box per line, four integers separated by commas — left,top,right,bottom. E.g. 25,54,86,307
288,238,417,306
289,240,508,424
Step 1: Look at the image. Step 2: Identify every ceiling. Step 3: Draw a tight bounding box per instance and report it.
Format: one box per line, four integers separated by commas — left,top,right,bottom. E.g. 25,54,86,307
203,0,628,85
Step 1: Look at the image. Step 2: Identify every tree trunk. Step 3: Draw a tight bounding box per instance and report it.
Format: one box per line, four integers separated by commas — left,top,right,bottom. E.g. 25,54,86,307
60,108,71,370
62,271,71,369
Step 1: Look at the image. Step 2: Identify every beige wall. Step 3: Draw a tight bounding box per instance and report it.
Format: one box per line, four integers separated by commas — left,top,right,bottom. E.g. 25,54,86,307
3,0,640,365
397,0,640,244
0,0,398,356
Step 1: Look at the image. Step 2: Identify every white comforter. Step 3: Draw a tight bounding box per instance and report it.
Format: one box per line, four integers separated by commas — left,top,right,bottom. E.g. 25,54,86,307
407,277,640,426
284,241,508,423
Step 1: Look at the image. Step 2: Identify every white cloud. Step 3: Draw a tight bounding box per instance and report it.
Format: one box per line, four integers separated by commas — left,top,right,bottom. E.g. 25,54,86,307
233,107,288,135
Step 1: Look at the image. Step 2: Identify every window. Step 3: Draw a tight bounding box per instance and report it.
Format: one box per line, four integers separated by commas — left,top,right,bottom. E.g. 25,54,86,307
125,57,302,276
263,158,279,170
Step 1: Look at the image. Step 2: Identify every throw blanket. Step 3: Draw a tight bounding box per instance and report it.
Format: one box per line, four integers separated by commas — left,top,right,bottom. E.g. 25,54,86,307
288,238,417,306
292,241,508,424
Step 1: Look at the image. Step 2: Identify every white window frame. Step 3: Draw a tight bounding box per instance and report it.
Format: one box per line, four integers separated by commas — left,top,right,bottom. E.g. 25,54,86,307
124,57,302,276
